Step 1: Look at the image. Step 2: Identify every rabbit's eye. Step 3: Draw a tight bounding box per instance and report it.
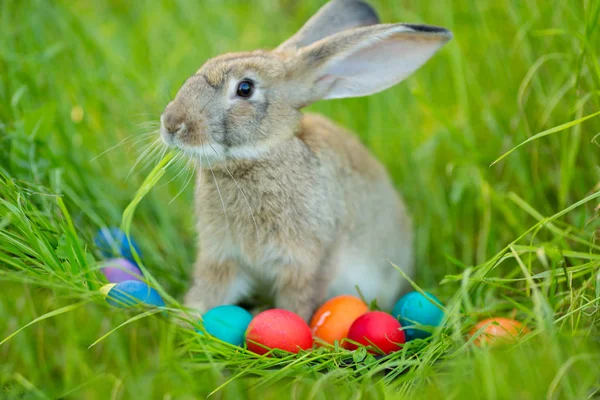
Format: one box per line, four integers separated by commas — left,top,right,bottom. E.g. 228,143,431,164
236,80,254,98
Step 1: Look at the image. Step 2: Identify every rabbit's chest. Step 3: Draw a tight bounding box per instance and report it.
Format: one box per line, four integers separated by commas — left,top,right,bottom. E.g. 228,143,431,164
197,172,295,241
195,165,340,267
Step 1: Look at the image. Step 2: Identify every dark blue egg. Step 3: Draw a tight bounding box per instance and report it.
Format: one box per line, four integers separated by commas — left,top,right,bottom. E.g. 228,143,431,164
95,227,141,265
392,291,444,341
106,280,165,308
200,305,253,346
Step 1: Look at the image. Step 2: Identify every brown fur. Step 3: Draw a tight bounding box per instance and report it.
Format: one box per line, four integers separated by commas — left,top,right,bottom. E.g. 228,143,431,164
159,1,451,321
296,114,385,180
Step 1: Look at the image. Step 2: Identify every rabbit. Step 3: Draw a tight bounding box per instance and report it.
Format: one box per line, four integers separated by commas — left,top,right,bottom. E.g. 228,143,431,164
159,0,452,321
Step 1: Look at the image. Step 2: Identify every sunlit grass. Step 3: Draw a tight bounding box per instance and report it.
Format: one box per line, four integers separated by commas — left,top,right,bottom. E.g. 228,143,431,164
1,0,599,398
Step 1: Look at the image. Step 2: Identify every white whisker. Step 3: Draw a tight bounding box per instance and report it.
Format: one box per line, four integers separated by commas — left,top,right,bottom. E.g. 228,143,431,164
142,139,167,162
90,131,155,162
126,138,162,180
209,143,260,245
202,144,230,238
157,142,169,164
169,161,195,205
194,151,203,199
161,151,190,187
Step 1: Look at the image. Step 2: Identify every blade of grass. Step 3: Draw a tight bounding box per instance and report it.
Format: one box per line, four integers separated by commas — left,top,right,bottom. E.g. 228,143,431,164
491,110,600,166
0,301,87,346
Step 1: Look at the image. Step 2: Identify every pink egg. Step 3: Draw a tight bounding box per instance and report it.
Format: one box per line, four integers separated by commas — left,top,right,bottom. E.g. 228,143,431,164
246,309,313,355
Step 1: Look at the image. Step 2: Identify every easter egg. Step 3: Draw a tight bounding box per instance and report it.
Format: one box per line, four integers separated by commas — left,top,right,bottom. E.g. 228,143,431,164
99,283,116,297
105,280,165,308
392,291,444,340
470,317,530,346
345,311,405,354
95,227,141,264
246,309,313,355
310,295,369,345
100,258,143,283
201,305,253,346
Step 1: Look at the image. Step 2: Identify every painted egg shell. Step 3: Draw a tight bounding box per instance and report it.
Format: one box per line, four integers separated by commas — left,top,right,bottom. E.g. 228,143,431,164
470,317,530,346
99,283,116,298
246,309,313,355
310,295,369,345
105,280,165,308
201,305,253,346
392,291,444,341
100,258,143,283
95,227,141,265
346,311,405,354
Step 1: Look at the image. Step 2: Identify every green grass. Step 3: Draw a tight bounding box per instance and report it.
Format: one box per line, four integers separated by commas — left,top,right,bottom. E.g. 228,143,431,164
1,0,600,398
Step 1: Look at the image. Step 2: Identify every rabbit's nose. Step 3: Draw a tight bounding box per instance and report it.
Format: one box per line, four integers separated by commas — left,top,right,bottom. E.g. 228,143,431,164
161,109,186,135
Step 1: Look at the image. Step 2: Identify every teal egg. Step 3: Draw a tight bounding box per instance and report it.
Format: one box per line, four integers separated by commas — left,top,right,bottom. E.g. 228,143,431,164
200,305,253,346
392,291,444,340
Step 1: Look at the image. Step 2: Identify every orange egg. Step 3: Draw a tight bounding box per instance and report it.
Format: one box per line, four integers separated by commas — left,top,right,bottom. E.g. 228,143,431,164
470,317,530,346
310,295,369,345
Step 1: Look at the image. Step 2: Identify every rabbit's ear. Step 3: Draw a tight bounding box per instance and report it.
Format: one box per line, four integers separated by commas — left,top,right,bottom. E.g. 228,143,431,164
286,23,452,104
277,0,379,52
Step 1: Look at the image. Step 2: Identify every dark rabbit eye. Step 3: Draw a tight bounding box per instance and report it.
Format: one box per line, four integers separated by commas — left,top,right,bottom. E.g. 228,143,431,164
236,80,254,98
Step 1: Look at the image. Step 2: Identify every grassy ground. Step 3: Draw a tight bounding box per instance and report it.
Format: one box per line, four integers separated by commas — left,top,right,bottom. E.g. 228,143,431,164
1,0,600,398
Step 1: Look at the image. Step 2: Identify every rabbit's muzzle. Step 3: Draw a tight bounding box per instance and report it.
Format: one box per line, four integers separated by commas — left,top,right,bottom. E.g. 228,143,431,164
160,103,206,147
160,103,186,140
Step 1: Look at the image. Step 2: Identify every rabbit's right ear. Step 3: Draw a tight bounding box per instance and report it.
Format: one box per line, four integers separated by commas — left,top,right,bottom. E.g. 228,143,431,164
284,23,452,106
276,0,379,52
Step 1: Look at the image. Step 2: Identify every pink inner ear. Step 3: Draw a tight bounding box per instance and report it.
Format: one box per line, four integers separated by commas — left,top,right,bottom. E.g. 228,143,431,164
320,32,449,100
315,73,337,86
311,73,339,100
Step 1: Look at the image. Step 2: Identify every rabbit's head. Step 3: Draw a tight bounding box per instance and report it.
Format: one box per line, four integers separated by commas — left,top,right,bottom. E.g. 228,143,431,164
160,0,451,164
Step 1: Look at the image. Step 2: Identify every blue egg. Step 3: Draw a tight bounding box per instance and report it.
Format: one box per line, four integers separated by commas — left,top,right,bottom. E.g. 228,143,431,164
106,280,165,308
200,305,253,346
392,291,444,341
95,227,141,265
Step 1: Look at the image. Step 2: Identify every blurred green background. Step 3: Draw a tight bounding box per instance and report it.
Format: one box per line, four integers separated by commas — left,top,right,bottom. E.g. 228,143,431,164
1,0,599,398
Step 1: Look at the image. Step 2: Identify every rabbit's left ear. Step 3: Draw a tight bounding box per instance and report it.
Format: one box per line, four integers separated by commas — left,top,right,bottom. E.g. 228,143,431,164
286,23,452,104
277,0,379,52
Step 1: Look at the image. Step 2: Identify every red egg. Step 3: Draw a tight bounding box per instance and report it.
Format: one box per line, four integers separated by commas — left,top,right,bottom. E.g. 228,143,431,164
345,311,405,354
246,309,313,355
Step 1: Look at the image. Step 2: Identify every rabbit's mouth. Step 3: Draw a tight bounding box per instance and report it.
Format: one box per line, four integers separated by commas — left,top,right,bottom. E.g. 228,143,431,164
159,123,181,147
166,139,275,167
159,113,188,146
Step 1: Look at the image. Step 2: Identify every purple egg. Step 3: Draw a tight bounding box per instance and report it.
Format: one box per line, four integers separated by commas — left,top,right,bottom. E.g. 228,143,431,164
100,258,144,283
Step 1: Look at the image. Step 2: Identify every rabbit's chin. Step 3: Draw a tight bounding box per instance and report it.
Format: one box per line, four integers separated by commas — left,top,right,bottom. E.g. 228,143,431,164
177,141,273,166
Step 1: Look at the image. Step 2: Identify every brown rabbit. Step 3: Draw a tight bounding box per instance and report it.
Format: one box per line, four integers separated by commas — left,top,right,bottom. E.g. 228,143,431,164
160,0,452,321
